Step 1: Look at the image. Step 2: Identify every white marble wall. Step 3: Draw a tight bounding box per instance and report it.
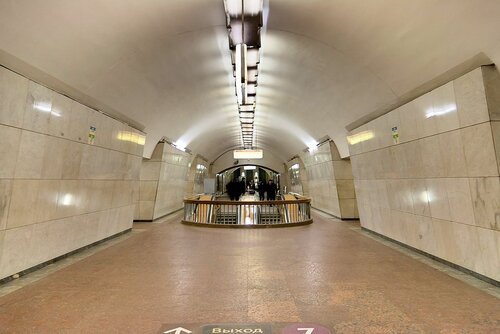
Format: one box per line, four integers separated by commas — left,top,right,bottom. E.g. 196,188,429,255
136,142,190,221
0,66,144,280
297,141,358,219
349,66,500,281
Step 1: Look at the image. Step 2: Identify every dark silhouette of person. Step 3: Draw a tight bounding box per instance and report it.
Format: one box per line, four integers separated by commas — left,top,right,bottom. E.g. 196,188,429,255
258,180,265,200
226,179,236,200
238,178,246,200
266,180,277,201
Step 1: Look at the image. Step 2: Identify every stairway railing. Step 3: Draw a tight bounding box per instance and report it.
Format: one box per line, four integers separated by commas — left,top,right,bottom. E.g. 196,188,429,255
183,194,312,227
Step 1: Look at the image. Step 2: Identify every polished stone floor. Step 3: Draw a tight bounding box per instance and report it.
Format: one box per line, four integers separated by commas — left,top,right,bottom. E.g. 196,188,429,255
0,212,499,333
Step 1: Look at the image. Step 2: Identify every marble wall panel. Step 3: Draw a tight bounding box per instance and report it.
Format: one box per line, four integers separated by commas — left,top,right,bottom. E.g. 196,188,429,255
0,66,144,280
136,143,190,221
454,67,489,127
0,125,21,179
461,122,498,177
14,131,47,179
23,81,53,134
476,227,500,280
0,66,28,128
0,181,12,230
49,93,72,138
490,121,500,174
469,177,500,231
350,66,500,281
297,141,358,218
482,66,500,121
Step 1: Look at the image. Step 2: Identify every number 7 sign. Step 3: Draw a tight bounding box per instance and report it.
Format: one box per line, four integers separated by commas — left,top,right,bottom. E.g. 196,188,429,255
283,324,330,334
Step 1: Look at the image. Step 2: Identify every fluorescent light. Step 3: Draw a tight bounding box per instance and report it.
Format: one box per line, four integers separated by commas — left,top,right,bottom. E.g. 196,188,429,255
244,165,257,170
245,0,263,15
239,104,254,111
247,84,256,95
291,163,300,170
239,111,254,118
248,69,258,82
241,119,254,124
347,131,374,145
224,0,262,17
234,149,263,159
247,49,260,67
235,43,247,105
223,0,242,16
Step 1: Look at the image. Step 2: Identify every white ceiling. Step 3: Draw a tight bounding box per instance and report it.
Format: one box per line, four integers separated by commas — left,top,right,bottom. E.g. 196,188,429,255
1,0,500,160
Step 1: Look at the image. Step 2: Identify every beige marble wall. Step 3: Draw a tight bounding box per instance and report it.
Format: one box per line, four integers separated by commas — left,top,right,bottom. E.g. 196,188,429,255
349,66,500,281
135,142,190,221
0,66,144,280
297,141,358,219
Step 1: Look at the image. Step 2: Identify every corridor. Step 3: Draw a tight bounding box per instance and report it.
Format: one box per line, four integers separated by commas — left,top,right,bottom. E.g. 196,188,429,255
0,211,498,333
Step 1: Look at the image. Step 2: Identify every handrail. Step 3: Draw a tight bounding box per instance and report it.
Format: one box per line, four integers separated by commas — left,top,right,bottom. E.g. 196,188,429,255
182,193,312,227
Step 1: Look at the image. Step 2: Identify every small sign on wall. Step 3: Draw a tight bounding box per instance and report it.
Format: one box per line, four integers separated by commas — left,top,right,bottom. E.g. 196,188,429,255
391,126,399,144
88,126,97,145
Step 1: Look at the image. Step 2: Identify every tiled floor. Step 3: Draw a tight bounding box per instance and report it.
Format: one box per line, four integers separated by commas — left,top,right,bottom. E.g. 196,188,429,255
0,211,499,333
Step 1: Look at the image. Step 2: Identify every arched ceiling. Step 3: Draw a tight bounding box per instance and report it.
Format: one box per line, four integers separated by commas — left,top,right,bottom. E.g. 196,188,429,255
1,0,500,160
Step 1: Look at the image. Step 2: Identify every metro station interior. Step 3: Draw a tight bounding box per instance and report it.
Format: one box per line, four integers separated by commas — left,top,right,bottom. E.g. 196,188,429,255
0,1,499,332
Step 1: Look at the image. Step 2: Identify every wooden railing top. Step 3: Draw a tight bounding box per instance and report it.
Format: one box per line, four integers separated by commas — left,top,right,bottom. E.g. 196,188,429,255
184,194,311,205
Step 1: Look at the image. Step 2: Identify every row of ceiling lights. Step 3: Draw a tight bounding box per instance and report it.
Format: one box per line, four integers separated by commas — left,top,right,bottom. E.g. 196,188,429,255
223,0,264,149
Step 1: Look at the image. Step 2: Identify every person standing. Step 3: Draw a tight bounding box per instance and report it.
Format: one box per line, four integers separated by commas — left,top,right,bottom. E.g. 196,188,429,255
266,179,277,201
258,180,265,200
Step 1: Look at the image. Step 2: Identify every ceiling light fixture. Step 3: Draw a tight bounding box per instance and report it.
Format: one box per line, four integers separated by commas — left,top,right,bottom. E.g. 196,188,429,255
235,43,247,105
224,0,264,149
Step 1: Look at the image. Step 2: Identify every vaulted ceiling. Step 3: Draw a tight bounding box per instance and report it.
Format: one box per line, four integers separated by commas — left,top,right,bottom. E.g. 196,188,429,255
1,0,500,161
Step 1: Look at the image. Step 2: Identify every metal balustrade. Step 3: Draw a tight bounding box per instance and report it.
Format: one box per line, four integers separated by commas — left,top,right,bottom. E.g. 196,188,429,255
182,194,312,227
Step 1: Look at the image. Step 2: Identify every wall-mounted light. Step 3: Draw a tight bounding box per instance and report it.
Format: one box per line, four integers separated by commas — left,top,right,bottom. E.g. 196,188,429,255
346,131,374,145
118,131,146,145
173,142,186,152
244,165,257,170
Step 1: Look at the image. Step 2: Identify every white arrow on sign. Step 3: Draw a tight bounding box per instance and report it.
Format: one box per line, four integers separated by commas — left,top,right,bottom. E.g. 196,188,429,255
164,327,192,334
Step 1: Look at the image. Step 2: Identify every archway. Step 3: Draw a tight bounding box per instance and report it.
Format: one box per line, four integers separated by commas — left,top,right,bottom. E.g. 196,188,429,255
216,164,281,199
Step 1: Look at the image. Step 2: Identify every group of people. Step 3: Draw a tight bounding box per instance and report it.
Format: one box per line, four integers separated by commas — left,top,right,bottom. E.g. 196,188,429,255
226,178,246,201
257,180,277,201
226,178,278,201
